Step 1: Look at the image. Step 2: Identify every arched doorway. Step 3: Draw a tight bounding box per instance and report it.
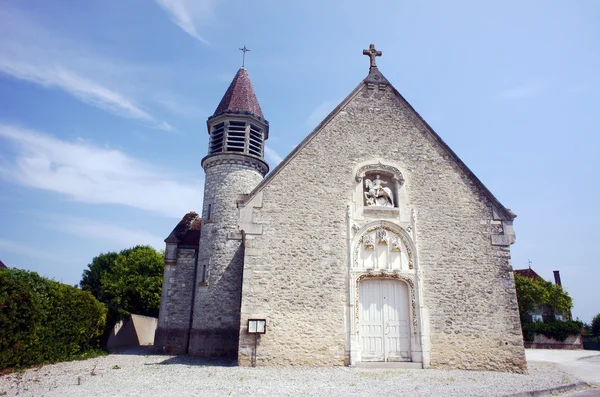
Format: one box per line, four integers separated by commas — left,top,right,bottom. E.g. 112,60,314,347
359,278,411,362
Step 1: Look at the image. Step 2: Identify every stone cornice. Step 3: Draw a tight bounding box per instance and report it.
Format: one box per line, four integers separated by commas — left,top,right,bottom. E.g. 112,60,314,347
201,153,269,176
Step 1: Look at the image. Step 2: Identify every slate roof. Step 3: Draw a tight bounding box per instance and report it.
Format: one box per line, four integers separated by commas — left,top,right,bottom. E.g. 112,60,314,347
514,268,543,281
0,259,6,269
179,217,202,246
165,211,201,246
212,67,264,120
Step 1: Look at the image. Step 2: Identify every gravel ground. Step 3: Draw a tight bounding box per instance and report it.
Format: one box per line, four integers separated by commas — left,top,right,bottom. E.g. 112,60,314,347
0,350,585,397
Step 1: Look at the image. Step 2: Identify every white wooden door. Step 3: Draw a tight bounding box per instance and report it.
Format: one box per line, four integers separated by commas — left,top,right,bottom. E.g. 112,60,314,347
359,279,411,362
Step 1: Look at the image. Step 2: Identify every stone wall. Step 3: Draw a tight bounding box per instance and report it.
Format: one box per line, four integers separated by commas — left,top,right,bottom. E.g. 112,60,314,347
188,155,264,357
525,333,583,350
237,78,526,372
154,248,196,354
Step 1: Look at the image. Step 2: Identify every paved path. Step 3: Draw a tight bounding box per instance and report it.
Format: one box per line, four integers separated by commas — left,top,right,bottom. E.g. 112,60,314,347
526,349,600,386
526,349,600,396
564,390,600,397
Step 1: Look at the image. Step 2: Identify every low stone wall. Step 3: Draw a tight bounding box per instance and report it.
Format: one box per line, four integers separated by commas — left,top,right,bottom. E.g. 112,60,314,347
525,333,582,350
107,314,158,351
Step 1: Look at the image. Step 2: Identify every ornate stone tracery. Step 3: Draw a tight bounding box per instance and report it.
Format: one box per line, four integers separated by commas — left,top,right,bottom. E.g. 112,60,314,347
354,225,414,270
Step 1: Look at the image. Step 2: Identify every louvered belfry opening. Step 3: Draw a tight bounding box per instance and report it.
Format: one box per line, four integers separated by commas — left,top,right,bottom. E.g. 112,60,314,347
208,119,265,157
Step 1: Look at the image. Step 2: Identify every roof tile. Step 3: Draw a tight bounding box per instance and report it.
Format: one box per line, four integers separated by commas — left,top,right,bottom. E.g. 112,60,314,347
213,68,264,119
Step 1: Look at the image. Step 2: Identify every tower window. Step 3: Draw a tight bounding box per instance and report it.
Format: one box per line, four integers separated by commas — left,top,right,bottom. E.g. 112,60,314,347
209,122,225,154
225,121,247,152
208,120,265,157
199,259,209,285
249,124,263,156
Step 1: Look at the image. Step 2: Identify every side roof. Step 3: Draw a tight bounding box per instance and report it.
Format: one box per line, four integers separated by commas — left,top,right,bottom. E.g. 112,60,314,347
514,268,543,281
165,211,202,247
0,259,6,269
239,67,515,221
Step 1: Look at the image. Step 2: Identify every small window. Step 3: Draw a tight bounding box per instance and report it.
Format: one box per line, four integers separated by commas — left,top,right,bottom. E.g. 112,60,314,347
206,203,212,219
200,259,208,284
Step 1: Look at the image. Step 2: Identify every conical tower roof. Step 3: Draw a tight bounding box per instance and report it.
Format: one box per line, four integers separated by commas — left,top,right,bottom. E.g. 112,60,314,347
212,67,264,119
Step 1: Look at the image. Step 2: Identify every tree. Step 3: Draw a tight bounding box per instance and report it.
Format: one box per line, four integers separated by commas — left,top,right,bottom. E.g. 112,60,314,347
592,313,600,341
514,273,582,342
80,246,164,325
514,274,573,323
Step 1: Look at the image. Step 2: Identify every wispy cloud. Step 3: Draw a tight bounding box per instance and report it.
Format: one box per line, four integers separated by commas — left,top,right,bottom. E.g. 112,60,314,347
264,146,284,166
306,99,340,128
45,215,165,250
0,6,174,131
155,0,218,45
0,237,77,263
153,92,206,118
0,124,202,218
499,82,542,99
0,61,174,132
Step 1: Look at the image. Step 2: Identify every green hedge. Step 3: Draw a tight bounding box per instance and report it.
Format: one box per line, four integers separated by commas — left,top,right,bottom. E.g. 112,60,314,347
0,268,107,370
522,320,583,342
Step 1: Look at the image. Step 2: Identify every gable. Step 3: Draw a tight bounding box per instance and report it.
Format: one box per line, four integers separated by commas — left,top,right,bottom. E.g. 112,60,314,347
240,68,515,222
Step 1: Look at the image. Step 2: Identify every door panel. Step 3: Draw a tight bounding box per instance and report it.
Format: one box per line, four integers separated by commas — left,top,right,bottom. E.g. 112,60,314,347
359,279,411,362
359,280,384,361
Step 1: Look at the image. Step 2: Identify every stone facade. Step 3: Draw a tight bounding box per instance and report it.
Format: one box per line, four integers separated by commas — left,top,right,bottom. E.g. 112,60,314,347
155,50,526,373
237,68,525,372
188,155,266,357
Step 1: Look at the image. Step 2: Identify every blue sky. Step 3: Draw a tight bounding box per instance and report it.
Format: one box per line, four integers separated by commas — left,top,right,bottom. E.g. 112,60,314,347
0,0,598,323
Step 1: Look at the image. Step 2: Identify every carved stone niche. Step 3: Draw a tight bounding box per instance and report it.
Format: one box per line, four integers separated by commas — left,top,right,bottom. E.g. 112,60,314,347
356,163,404,210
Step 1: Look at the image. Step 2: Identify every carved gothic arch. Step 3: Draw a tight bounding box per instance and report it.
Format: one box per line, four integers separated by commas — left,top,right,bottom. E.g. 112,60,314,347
354,161,405,185
351,220,417,269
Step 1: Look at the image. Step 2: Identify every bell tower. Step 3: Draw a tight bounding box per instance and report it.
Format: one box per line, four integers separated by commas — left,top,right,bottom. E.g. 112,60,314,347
188,66,269,357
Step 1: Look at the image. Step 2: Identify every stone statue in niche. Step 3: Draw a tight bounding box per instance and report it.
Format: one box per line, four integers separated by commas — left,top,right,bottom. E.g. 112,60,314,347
364,175,394,207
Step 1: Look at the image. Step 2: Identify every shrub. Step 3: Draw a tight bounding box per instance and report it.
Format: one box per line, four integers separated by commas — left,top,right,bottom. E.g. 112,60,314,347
592,313,600,341
522,319,583,342
0,268,107,370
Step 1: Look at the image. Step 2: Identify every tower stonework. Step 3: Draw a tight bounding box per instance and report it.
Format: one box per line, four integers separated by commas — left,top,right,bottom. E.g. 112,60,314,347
188,155,266,357
154,67,268,357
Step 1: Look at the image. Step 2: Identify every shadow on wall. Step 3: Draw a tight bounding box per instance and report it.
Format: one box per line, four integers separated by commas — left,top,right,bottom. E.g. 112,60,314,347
107,314,158,351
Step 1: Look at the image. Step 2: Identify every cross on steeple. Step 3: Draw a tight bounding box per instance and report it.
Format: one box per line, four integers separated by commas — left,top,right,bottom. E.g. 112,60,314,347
363,44,382,69
239,45,250,67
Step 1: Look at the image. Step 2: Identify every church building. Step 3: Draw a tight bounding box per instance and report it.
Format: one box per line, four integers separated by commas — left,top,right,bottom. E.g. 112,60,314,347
154,45,526,372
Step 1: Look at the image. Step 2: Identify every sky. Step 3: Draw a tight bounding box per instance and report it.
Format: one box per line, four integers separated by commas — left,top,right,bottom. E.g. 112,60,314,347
0,0,598,323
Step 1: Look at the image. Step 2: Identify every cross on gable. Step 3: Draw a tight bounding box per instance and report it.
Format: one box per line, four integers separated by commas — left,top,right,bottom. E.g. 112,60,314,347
363,44,382,69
